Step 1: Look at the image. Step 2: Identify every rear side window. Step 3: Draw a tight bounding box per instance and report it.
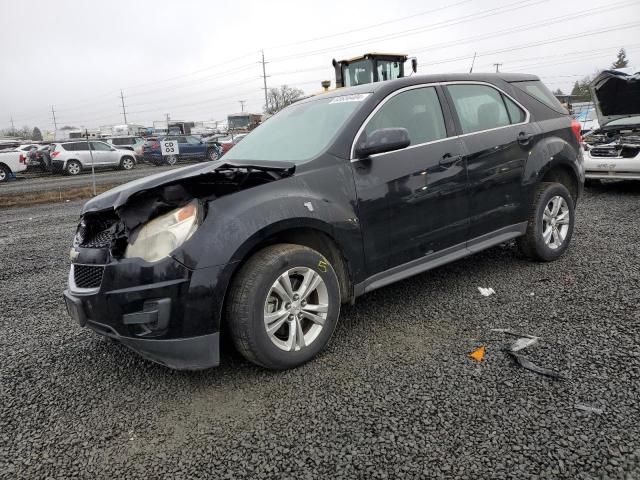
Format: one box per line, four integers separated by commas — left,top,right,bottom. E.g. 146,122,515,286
512,80,568,114
447,84,511,134
364,87,447,146
63,142,88,151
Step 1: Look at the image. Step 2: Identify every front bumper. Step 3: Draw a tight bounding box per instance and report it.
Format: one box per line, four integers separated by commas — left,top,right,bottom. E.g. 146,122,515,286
584,152,640,180
63,255,226,370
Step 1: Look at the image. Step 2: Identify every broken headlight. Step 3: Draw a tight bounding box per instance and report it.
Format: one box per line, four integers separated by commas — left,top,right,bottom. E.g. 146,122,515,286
125,200,199,262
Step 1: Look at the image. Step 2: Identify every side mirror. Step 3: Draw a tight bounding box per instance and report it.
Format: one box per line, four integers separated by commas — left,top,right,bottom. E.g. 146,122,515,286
355,128,410,158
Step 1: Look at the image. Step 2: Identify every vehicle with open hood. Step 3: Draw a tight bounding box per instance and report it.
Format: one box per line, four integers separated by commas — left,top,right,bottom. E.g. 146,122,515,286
63,73,583,370
583,69,640,182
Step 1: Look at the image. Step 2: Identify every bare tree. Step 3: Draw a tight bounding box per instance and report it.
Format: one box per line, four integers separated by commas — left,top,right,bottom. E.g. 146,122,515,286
264,85,305,115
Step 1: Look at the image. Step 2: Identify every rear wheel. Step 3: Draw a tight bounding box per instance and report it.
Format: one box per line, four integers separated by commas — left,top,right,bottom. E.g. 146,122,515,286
226,244,341,369
65,160,81,176
517,182,575,262
0,165,10,182
120,156,135,170
207,148,220,161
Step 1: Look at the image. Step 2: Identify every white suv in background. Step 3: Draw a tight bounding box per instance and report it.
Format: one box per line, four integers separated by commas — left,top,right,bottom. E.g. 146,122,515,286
51,141,137,175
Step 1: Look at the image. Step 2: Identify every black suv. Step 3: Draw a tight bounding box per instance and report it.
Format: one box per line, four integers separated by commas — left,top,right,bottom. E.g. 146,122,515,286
63,73,584,370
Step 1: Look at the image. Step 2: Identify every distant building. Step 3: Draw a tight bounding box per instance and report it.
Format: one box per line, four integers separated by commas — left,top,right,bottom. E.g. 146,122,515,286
228,113,262,133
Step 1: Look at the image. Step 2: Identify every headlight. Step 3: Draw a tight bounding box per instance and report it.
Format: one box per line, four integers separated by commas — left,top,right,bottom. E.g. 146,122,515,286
125,200,199,262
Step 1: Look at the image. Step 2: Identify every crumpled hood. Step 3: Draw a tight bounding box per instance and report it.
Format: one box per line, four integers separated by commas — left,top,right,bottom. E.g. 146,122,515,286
590,68,640,128
81,159,295,214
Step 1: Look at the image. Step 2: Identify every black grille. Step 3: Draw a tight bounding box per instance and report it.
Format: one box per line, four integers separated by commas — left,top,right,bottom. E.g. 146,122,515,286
76,215,118,249
82,229,113,248
73,265,104,289
590,147,619,158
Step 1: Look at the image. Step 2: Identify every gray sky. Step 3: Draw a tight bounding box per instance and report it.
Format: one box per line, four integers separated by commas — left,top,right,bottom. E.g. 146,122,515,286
2,0,639,132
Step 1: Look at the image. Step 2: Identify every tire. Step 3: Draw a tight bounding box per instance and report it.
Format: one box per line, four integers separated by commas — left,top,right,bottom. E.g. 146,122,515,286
0,164,10,183
65,160,82,176
120,156,135,170
226,243,341,369
165,155,178,166
207,148,220,161
517,182,575,262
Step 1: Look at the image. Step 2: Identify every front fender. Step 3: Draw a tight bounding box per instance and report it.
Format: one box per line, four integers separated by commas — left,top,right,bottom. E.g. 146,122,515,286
173,166,364,277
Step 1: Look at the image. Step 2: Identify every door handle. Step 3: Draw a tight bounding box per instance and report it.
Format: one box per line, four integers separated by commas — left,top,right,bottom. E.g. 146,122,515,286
440,153,462,168
517,132,534,145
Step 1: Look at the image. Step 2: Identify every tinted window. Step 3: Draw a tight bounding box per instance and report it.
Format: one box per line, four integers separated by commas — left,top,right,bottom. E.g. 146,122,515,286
177,136,187,143
65,142,89,151
512,80,568,114
111,138,131,145
447,84,511,134
364,87,447,145
186,136,200,144
91,142,112,151
503,95,526,123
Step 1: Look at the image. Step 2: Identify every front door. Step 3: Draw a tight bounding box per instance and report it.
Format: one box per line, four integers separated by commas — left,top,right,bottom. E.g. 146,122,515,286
444,83,537,239
352,86,469,276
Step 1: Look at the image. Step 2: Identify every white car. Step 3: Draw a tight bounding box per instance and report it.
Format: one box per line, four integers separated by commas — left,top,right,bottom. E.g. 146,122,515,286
50,140,137,175
583,69,640,182
0,149,28,182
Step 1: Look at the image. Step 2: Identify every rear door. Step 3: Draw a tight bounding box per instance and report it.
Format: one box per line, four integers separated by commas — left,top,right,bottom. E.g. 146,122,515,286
91,141,117,165
352,85,469,274
444,83,536,240
74,142,93,166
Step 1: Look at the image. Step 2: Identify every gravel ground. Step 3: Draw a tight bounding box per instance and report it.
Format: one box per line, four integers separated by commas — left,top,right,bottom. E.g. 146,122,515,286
1,160,201,195
1,182,639,479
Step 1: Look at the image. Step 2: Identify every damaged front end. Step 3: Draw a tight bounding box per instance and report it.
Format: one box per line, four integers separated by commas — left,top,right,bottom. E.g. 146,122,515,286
583,69,640,180
64,160,295,369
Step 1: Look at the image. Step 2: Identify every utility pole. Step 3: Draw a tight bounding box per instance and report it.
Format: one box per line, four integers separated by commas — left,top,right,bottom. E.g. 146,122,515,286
10,115,15,136
493,63,502,73
165,113,170,133
469,52,477,73
239,100,246,112
51,106,58,140
260,50,270,112
120,89,128,124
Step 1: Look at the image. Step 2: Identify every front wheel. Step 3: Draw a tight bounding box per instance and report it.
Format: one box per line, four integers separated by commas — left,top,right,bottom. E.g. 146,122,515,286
164,154,178,166
120,156,135,170
517,182,575,262
226,244,341,369
207,148,220,161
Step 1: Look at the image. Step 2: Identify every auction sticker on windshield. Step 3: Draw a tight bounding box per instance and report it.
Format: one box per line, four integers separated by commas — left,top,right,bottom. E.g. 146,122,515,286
329,93,371,104
161,140,180,156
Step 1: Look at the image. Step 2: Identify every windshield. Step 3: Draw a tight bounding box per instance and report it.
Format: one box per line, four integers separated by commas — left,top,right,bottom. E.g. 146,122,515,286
574,110,596,121
224,94,368,163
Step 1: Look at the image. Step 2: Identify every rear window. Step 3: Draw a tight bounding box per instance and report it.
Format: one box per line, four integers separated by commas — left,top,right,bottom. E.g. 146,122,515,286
512,80,568,114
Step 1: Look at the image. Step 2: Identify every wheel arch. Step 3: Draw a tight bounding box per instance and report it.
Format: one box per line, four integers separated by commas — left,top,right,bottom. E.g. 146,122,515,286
225,222,354,306
539,161,580,203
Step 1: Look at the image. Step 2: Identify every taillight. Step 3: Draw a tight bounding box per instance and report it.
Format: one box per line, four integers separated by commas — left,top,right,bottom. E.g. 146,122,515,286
570,119,583,144
19,154,26,164
52,151,60,158
152,141,160,149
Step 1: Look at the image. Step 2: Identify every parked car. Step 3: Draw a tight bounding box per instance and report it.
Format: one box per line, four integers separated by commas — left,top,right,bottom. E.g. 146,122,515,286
51,140,137,175
143,135,221,165
64,73,583,370
583,69,640,182
217,134,247,155
104,136,145,158
0,149,28,182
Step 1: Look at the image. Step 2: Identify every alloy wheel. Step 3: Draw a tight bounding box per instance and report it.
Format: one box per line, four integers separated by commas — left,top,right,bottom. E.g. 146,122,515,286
68,162,80,175
165,155,177,166
263,267,329,352
122,158,134,169
542,195,570,250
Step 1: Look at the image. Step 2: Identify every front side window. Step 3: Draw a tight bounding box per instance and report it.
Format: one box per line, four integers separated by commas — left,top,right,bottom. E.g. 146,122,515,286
224,94,366,163
186,136,201,144
343,59,374,87
447,84,512,134
91,142,112,151
363,87,447,146
376,60,401,82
